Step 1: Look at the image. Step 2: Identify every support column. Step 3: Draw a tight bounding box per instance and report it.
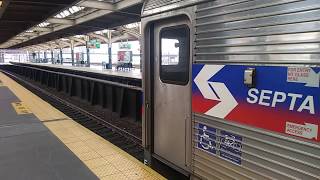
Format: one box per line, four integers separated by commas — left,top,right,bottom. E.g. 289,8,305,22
107,30,112,69
71,40,75,66
44,51,47,62
86,41,90,67
32,52,36,61
37,51,40,62
60,48,63,64
51,50,54,64
0,52,4,63
108,44,112,69
26,51,29,62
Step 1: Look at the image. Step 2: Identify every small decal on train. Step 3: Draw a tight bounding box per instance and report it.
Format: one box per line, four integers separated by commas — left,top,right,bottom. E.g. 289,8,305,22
220,130,242,165
285,122,318,140
192,65,320,142
197,123,216,155
287,67,320,88
196,123,243,165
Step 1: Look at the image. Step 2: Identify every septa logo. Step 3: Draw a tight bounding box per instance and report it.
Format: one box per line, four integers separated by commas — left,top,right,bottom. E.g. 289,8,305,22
194,65,238,118
247,89,316,115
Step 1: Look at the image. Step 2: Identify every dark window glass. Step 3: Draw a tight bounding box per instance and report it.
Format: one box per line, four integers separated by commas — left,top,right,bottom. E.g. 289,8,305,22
160,25,190,85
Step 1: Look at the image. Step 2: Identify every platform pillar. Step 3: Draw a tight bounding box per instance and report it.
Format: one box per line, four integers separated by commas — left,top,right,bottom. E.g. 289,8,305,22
107,30,112,69
0,52,4,63
51,50,54,64
107,45,112,69
85,41,90,67
44,51,47,62
71,49,75,66
26,51,29,62
60,48,63,64
71,40,75,66
37,52,40,62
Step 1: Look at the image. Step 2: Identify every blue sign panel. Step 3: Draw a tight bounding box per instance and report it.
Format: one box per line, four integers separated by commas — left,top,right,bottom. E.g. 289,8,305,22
197,123,216,155
193,65,320,142
220,131,242,165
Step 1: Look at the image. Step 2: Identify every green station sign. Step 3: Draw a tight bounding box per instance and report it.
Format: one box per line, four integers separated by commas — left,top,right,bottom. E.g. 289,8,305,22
89,39,101,49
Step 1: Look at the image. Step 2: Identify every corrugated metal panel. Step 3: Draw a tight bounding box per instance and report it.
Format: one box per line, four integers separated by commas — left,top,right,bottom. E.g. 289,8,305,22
195,0,320,64
144,0,184,11
142,0,208,17
192,114,320,179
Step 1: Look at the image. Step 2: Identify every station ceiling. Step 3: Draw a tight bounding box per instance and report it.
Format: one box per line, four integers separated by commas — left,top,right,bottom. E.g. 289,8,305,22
0,0,80,45
0,0,143,49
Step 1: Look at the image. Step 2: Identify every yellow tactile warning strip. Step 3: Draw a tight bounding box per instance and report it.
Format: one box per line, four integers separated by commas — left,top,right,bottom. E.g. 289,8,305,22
0,75,68,122
11,102,33,115
0,72,165,180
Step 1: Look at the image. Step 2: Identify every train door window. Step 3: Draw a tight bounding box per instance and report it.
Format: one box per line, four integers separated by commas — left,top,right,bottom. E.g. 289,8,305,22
160,25,190,85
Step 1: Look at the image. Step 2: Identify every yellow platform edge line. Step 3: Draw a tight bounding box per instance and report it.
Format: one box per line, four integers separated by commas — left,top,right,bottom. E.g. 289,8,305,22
0,72,165,180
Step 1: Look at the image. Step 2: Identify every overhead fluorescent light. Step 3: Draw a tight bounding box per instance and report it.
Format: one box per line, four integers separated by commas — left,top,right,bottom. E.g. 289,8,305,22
38,22,50,27
54,6,84,19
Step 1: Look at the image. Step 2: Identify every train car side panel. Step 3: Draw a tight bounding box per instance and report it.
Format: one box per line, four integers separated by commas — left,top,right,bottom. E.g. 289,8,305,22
195,0,320,64
142,0,320,179
192,0,320,179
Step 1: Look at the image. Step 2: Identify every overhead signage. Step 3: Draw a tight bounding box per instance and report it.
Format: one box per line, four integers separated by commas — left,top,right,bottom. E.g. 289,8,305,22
119,42,131,49
88,39,101,49
192,65,320,142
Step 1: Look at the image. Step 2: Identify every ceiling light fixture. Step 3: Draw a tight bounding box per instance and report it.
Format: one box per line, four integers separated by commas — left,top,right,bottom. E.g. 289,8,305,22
54,6,84,19
38,22,50,27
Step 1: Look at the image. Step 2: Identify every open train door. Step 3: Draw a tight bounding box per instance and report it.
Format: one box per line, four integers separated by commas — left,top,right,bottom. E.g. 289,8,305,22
152,16,191,172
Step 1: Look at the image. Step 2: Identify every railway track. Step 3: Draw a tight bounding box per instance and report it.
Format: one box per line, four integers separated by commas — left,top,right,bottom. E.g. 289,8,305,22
1,70,144,161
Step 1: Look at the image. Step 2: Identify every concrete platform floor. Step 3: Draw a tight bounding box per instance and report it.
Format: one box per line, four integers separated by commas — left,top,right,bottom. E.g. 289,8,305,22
0,72,164,180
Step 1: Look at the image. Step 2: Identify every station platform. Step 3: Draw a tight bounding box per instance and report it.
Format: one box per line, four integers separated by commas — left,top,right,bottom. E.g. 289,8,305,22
0,72,164,180
13,62,142,80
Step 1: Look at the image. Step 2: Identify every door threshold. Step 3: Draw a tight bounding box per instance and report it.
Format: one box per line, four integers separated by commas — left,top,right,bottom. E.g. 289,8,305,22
152,153,190,178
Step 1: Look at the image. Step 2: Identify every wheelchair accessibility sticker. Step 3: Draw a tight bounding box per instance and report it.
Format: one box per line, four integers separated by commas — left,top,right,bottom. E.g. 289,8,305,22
197,123,243,165
197,123,216,155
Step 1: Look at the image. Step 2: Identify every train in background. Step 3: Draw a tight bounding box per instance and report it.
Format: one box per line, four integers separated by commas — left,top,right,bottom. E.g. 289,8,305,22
141,0,320,179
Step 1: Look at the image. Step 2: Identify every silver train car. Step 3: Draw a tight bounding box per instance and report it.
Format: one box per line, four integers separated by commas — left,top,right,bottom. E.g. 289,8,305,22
141,0,320,179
